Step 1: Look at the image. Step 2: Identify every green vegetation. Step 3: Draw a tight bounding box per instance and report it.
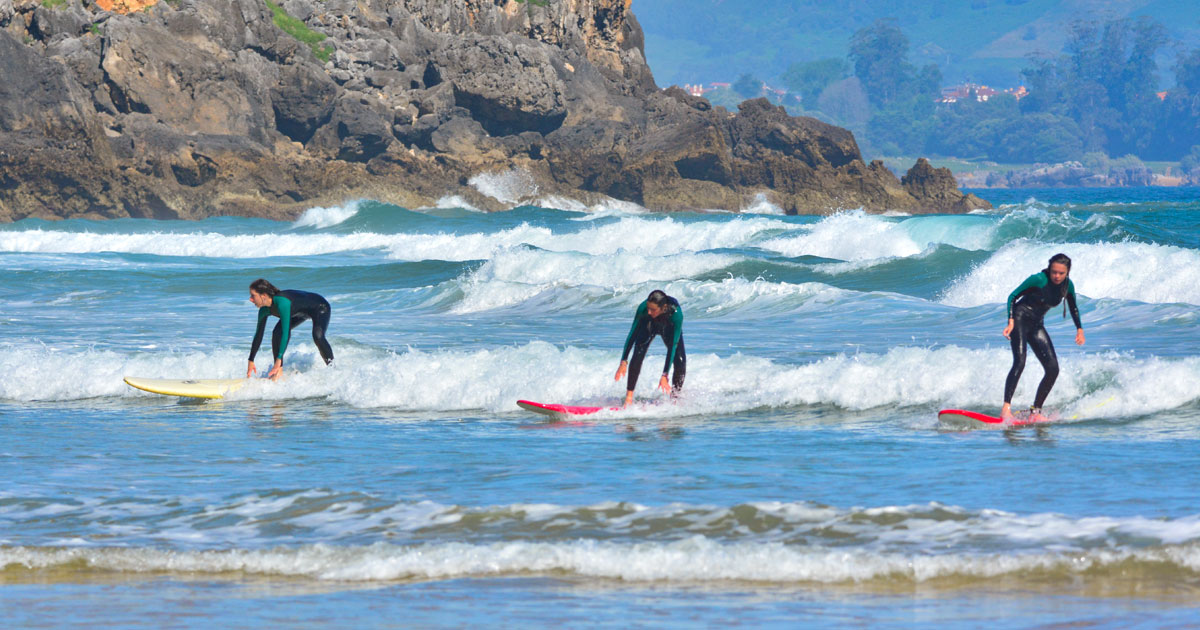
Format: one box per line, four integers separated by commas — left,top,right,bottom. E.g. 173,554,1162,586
88,23,101,35
638,0,1200,89
41,0,67,8
265,0,333,63
732,74,761,99
783,58,849,110
806,16,1200,163
636,1,1200,163
515,0,549,6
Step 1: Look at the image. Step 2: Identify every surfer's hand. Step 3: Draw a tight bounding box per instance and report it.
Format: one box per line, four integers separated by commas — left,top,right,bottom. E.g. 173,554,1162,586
615,361,627,382
1002,319,1014,339
246,361,257,379
267,360,283,381
658,374,670,393
1075,328,1085,346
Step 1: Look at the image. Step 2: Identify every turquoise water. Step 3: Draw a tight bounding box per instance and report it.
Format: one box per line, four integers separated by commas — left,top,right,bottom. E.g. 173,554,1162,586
2,188,1200,628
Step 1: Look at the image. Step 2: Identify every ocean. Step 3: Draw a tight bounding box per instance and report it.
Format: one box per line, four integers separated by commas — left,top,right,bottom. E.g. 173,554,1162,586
2,187,1199,628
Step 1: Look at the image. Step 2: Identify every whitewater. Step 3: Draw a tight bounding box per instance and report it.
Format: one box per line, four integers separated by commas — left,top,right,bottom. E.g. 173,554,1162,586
2,187,1199,628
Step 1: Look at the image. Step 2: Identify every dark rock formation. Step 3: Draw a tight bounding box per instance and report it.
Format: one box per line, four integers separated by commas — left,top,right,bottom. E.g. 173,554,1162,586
901,158,989,213
956,160,1159,188
0,0,990,221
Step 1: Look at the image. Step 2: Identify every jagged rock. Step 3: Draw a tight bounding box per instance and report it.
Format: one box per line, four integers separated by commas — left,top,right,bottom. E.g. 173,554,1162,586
902,158,989,213
1186,167,1200,186
0,0,989,221
436,34,567,136
101,18,274,142
309,92,394,161
430,115,489,157
30,4,90,42
271,62,337,143
0,28,101,147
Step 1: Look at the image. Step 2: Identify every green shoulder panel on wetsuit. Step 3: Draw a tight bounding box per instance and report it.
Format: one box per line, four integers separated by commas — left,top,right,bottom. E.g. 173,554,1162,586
1007,273,1047,318
273,295,292,360
664,306,684,373
621,301,648,362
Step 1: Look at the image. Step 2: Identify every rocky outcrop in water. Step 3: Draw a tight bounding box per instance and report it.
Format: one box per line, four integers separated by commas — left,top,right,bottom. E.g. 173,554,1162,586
956,160,1158,188
0,0,989,221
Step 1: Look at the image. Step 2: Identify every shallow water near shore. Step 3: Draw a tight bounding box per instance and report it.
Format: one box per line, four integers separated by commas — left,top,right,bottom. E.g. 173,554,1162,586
2,188,1200,628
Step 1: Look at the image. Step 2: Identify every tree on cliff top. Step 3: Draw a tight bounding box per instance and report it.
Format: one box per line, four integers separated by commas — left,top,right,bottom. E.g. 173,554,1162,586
733,73,764,99
783,58,850,109
848,19,939,109
847,19,941,155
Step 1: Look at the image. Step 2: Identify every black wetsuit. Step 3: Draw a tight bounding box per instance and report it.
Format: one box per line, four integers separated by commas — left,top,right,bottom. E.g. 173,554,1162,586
621,297,686,393
249,290,334,366
1004,272,1081,409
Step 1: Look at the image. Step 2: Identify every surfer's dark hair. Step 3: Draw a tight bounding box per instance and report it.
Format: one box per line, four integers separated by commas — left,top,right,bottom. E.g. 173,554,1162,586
1043,253,1071,317
249,278,280,296
646,289,675,315
1046,253,1072,272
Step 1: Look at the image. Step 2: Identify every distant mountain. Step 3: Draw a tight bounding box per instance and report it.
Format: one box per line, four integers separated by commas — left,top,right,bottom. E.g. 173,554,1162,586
635,0,1200,89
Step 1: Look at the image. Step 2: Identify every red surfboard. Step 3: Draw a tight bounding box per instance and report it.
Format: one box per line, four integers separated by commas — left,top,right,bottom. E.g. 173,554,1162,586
517,399,619,417
938,408,1054,428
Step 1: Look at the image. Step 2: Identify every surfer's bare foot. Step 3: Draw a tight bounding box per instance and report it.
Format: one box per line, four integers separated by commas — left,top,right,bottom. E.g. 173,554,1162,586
1000,403,1013,420
623,391,634,408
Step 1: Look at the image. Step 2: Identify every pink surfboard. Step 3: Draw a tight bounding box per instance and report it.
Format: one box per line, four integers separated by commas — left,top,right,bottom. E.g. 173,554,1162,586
938,408,1054,428
517,399,619,418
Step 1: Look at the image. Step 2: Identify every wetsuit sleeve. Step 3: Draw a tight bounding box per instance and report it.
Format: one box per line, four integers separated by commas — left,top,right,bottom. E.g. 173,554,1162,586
663,307,683,375
1066,279,1082,329
274,296,292,361
1007,273,1046,318
248,307,269,361
621,302,647,361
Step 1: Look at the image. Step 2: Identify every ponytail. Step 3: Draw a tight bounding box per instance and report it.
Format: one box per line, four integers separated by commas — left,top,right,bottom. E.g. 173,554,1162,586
646,289,676,315
249,278,280,297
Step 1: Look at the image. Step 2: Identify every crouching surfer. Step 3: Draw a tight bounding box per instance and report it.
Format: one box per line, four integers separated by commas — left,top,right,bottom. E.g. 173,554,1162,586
1000,253,1085,420
614,290,686,407
246,278,334,381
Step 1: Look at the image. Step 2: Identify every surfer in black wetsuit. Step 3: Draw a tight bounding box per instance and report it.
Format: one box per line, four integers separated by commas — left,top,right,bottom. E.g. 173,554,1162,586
1000,253,1085,420
614,290,686,407
247,278,334,381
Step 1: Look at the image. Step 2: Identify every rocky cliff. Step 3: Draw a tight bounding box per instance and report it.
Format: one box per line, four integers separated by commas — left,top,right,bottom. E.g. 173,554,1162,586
0,0,989,221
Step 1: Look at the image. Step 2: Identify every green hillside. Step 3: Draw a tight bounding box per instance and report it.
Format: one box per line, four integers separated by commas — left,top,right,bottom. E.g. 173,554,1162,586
636,0,1200,89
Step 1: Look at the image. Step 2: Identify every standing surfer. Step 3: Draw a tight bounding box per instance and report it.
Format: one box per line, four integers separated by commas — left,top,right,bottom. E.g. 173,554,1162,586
614,290,686,407
1000,253,1085,420
246,278,334,381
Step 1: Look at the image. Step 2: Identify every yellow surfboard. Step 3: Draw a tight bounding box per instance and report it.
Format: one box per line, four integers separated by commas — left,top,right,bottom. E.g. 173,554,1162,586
123,376,247,399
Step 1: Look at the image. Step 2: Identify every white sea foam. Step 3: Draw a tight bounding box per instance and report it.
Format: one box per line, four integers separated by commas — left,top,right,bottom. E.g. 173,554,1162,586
538,195,648,217
4,538,1200,584
941,240,1200,307
428,195,482,212
660,277,846,317
759,210,994,262
0,229,401,259
741,193,785,215
3,342,1197,418
468,168,539,205
542,215,790,256
0,216,791,261
292,201,362,229
8,494,1200,554
451,249,738,313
